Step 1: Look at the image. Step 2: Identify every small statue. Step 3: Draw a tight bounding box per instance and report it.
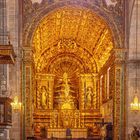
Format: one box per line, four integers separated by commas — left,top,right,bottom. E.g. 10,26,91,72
63,72,70,98
85,87,94,109
40,86,49,109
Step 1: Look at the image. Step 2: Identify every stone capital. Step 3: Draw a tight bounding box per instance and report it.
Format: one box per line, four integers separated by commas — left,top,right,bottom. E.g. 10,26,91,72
22,47,34,63
113,48,127,65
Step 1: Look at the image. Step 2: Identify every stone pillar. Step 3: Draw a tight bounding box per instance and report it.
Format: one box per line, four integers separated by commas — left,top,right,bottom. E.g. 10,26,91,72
0,128,10,140
113,48,127,140
92,73,98,109
0,132,4,139
4,129,10,140
47,74,55,109
96,76,100,109
127,1,140,139
22,47,34,139
80,75,86,110
6,0,21,139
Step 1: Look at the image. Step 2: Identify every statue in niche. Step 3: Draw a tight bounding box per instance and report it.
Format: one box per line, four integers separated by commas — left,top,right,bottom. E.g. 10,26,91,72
85,87,94,109
40,86,49,109
63,72,70,98
54,72,78,109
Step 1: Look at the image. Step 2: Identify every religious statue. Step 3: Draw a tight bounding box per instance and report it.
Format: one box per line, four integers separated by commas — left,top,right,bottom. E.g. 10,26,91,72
63,72,70,98
85,87,94,109
40,86,49,109
53,72,78,110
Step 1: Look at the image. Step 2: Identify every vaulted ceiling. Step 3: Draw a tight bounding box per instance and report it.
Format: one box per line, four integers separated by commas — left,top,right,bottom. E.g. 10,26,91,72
32,7,114,75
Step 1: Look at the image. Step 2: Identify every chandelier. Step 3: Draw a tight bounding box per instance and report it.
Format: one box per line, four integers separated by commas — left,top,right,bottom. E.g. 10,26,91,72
131,95,140,111
11,96,22,112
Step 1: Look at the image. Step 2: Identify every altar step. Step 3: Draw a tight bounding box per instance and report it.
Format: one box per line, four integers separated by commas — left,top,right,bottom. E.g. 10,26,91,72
33,138,101,140
87,137,101,140
54,138,100,139
27,137,101,140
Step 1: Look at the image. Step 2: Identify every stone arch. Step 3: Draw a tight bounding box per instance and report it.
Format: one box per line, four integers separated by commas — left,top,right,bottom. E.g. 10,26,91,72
22,1,126,139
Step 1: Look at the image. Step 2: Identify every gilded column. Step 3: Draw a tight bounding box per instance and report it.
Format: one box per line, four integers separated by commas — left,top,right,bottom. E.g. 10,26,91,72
92,73,98,109
80,74,86,110
96,76,101,110
46,74,55,109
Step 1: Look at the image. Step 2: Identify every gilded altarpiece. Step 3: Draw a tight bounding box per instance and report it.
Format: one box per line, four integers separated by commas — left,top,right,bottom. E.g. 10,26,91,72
22,0,125,139
32,72,100,137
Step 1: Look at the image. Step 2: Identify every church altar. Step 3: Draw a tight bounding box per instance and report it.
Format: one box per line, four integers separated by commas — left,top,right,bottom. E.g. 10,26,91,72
33,72,101,138
47,128,87,138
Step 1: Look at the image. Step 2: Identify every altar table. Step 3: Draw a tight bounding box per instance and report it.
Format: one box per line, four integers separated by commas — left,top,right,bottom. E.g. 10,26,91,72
47,128,87,138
